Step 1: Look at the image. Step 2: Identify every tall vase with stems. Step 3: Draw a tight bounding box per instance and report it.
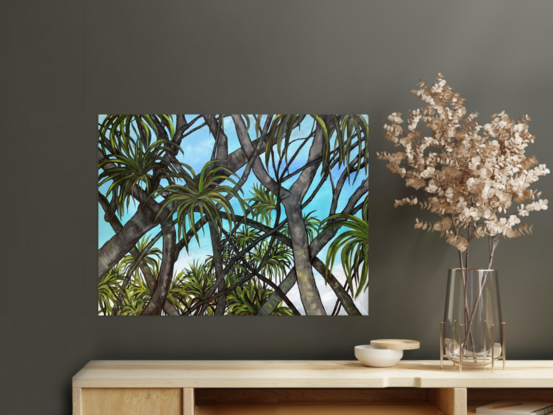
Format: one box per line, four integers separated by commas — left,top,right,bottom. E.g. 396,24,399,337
441,236,505,370
377,74,549,371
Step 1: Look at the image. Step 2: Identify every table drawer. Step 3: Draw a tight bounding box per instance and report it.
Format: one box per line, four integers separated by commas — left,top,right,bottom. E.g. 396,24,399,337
79,388,182,415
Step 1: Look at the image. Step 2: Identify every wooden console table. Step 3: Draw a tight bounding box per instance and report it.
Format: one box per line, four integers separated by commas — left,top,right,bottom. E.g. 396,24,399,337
72,360,553,415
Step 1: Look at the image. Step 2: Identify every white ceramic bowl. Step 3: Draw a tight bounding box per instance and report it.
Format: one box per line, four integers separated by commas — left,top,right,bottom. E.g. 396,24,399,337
354,345,403,367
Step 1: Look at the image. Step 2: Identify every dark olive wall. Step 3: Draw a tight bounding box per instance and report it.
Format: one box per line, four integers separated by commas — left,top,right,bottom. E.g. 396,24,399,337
3,1,553,414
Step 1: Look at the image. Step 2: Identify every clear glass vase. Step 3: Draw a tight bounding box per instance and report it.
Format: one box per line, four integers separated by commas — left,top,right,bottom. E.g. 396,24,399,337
441,268,505,368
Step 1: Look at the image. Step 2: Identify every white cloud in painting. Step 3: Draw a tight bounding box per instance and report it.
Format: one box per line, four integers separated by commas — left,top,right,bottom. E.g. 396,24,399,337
315,264,369,316
286,264,369,316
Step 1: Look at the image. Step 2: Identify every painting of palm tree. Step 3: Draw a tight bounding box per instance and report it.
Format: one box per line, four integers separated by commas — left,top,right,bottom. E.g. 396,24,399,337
98,114,369,316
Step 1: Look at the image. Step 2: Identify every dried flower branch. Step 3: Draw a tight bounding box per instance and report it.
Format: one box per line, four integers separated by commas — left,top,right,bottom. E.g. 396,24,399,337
378,74,549,269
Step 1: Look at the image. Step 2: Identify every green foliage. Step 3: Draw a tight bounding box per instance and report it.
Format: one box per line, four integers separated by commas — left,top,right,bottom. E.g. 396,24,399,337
249,241,293,282
98,265,124,315
170,261,217,315
119,278,151,316
99,114,176,153
226,279,293,316
245,183,277,225
242,114,369,178
98,247,295,316
330,114,369,179
98,237,161,316
320,197,368,299
98,114,183,215
233,226,261,249
263,114,305,168
99,253,220,316
155,161,247,250
116,254,156,316
119,236,162,276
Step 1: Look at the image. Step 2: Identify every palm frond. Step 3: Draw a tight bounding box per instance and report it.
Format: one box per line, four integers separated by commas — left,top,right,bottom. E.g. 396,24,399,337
226,279,293,316
260,114,369,178
154,161,247,250
245,183,277,225
98,114,183,215
319,197,368,298
98,264,124,315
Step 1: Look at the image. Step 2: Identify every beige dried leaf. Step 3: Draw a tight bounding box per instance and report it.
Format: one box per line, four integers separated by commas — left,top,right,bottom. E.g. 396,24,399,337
377,74,549,253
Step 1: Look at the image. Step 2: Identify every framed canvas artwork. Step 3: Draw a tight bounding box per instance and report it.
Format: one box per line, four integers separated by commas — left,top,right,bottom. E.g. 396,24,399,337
98,114,368,316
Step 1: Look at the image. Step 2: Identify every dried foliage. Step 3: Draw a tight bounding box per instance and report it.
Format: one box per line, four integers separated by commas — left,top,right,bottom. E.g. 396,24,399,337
378,74,549,268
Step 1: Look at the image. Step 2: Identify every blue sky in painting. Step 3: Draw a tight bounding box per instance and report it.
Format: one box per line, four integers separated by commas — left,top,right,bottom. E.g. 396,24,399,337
98,115,368,315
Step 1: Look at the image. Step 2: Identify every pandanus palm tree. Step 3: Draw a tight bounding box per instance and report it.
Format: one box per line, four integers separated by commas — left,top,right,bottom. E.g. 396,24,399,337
97,114,186,289
153,160,249,315
98,114,183,215
120,260,157,316
232,226,261,249
97,236,163,315
205,224,294,314
154,160,246,249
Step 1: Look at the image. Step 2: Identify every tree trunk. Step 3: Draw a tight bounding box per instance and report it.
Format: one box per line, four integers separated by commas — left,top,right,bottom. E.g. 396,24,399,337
98,204,157,280
258,180,368,316
209,221,226,316
257,270,297,315
98,193,179,315
283,197,326,315
311,257,361,315
141,221,177,315
257,257,362,316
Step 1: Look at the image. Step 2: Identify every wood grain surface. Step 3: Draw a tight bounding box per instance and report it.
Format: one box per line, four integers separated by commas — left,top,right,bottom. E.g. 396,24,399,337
72,360,553,388
81,388,181,415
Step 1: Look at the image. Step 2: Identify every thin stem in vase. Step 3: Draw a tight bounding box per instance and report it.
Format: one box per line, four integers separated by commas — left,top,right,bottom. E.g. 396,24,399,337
463,235,501,360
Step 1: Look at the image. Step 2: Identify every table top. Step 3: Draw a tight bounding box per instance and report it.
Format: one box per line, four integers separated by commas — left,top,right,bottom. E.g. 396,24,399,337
72,360,553,388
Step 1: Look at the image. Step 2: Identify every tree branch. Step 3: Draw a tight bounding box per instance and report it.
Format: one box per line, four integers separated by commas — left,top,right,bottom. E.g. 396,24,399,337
141,219,177,315
203,114,228,161
310,178,368,254
222,233,301,316
231,114,289,196
289,124,324,201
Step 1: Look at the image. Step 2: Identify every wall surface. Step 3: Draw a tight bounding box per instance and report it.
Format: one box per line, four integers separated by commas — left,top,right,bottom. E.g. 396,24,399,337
3,1,553,414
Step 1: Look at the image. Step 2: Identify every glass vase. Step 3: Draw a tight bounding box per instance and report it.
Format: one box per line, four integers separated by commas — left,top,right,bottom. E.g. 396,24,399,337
441,268,505,370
